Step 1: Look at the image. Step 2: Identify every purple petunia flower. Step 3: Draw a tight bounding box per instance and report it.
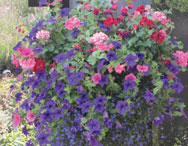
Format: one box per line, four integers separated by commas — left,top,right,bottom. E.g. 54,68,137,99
89,135,100,146
66,71,84,86
166,63,180,75
116,120,122,129
106,52,117,61
57,89,66,98
72,28,80,38
122,79,136,92
124,53,138,67
104,119,112,128
58,8,71,17
54,53,67,64
98,23,110,32
97,59,107,72
36,131,49,145
79,101,93,114
63,99,71,109
168,38,178,46
116,100,128,115
111,41,122,49
87,119,101,133
33,46,43,54
15,93,22,102
66,49,76,61
50,69,59,81
99,75,108,87
153,116,163,127
13,41,22,51
44,100,56,111
94,103,106,113
53,108,63,120
76,93,88,105
94,96,107,105
143,89,156,103
75,85,83,94
55,81,65,93
36,71,47,81
40,110,53,122
172,81,184,93
136,52,145,61
26,140,33,146
22,126,28,136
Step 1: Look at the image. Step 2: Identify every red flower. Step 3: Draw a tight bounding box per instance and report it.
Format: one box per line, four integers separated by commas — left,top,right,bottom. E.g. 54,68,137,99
50,62,56,68
93,8,102,15
33,59,46,72
139,16,153,28
136,5,146,14
150,30,166,43
104,17,119,27
120,6,128,16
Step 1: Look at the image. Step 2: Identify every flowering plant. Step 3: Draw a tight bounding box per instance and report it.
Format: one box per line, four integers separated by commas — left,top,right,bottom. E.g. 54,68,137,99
11,0,188,146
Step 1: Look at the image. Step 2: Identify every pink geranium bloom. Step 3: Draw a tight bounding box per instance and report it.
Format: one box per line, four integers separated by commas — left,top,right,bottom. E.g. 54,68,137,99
137,65,149,72
125,73,136,81
152,11,167,25
26,110,36,123
17,74,23,81
108,66,113,73
174,51,188,67
20,48,34,58
65,16,81,31
115,64,125,74
13,114,21,127
19,58,36,70
89,32,109,46
92,73,101,84
36,30,50,39
96,43,113,51
11,54,19,67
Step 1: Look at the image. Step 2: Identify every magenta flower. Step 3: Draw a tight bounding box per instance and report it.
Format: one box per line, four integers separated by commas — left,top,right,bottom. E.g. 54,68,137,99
26,110,36,123
115,63,125,74
92,73,101,84
36,30,50,39
137,64,149,73
13,114,21,127
65,16,81,31
125,73,136,81
19,58,36,70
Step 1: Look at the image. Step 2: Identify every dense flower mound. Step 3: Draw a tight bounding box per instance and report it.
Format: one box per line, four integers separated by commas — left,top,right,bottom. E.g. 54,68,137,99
11,0,188,146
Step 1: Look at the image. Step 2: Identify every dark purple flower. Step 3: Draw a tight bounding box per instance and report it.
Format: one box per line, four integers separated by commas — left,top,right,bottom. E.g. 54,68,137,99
168,38,178,46
15,93,22,102
136,52,145,60
162,79,170,88
71,126,77,134
94,103,105,113
75,85,83,94
94,96,107,105
123,79,136,92
143,89,156,103
111,41,122,49
87,119,101,133
72,28,80,38
54,53,67,64
45,100,56,111
33,46,43,54
79,101,92,114
116,100,128,115
36,131,49,145
99,75,108,87
80,21,87,26
32,80,40,89
97,59,107,72
89,135,99,146
66,49,76,61
53,108,63,120
36,71,47,81
22,126,28,136
172,81,184,93
98,23,110,32
66,71,84,86
153,116,163,127
116,120,122,129
104,119,112,128
40,110,53,122
50,69,59,81
57,89,66,98
63,99,71,109
165,63,179,75
13,41,22,51
76,93,88,105
26,140,33,146
45,17,57,24
58,8,71,17
124,53,138,67
55,81,64,93
106,52,117,61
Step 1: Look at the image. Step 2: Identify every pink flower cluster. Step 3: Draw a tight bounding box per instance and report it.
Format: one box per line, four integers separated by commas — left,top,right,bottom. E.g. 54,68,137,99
92,73,101,84
13,114,21,127
26,110,36,123
89,32,109,46
137,65,149,72
65,16,81,31
115,64,125,74
36,30,50,39
125,73,136,81
152,11,167,25
174,51,188,67
19,58,36,70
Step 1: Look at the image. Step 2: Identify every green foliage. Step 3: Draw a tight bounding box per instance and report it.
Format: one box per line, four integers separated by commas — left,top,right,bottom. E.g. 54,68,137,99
152,0,188,13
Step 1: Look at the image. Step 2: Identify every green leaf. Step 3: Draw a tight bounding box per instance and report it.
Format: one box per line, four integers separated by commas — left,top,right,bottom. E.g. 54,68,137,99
81,117,87,124
87,55,97,66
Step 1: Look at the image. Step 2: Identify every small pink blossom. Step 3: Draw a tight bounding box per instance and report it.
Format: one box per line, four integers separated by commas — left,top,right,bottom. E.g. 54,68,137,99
19,58,36,70
125,73,136,81
96,43,113,51
17,74,23,81
137,65,149,72
133,11,140,18
65,16,81,31
81,3,93,11
11,54,19,67
49,0,62,6
152,11,167,25
115,64,125,74
174,51,188,67
36,30,50,39
145,5,151,15
26,110,36,123
20,48,34,58
108,66,113,73
13,114,21,127
92,73,101,84
89,32,109,46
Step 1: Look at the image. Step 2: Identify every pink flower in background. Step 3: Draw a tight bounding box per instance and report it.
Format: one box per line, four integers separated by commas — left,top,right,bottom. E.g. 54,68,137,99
20,48,34,58
19,58,36,70
108,66,113,73
17,74,23,81
13,114,21,127
81,2,93,11
92,73,101,84
115,64,125,74
12,54,19,67
174,51,188,67
96,43,113,51
26,110,36,123
89,32,109,46
133,11,140,18
49,0,62,6
65,16,81,31
36,30,50,39
152,11,167,25
125,73,136,81
137,65,149,72
145,5,151,15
